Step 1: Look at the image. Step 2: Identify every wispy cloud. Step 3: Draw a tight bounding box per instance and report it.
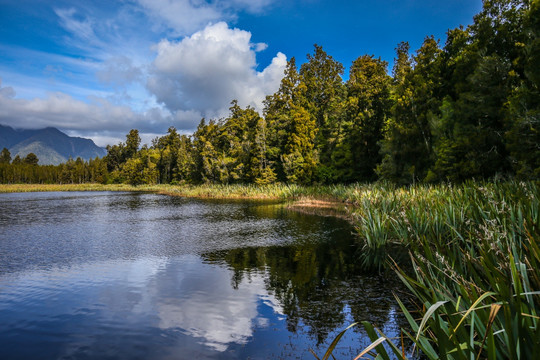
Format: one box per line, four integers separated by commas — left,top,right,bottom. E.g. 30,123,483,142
55,8,97,43
96,56,143,87
136,0,275,36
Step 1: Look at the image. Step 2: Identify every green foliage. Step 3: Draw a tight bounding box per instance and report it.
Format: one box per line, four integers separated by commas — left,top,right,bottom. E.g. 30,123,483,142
334,55,392,182
124,129,140,160
299,44,346,168
1,1,538,186
505,0,540,179
0,148,11,164
281,105,318,184
264,57,320,183
390,182,540,359
155,127,182,184
378,37,442,184
315,180,540,359
104,143,124,173
428,0,530,182
174,135,194,183
24,152,39,165
0,156,107,184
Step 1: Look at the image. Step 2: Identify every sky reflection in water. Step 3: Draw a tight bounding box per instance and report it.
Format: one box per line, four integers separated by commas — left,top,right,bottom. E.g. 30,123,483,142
0,192,405,359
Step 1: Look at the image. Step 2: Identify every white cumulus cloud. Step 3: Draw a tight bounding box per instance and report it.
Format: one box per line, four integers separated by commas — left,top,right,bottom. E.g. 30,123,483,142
147,22,286,123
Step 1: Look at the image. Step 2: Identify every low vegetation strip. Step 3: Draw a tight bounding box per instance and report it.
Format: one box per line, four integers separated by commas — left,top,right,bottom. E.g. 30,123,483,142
0,183,355,202
0,183,157,193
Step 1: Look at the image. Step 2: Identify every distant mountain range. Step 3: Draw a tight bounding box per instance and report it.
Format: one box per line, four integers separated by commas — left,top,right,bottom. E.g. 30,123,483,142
0,124,106,165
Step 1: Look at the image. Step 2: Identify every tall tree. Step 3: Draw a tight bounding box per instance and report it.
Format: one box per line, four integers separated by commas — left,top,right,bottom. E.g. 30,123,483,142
220,101,275,184
250,115,277,185
0,148,11,164
333,55,391,182
265,57,319,183
124,129,141,160
264,58,302,181
428,0,529,181
299,45,346,170
378,38,442,184
505,0,540,179
11,155,22,165
173,135,195,183
281,104,318,183
192,119,221,183
24,153,39,165
104,143,125,174
154,127,182,184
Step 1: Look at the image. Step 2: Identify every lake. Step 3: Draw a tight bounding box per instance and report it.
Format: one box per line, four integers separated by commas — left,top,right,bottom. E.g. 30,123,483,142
0,191,406,359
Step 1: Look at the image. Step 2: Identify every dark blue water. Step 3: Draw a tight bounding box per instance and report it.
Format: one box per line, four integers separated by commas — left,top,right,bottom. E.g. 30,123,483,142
0,192,405,359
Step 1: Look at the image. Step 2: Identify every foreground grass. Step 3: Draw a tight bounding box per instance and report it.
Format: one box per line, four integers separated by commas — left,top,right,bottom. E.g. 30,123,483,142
313,181,540,359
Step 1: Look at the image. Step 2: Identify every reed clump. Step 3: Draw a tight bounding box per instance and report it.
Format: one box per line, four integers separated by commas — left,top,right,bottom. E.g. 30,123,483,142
315,180,540,359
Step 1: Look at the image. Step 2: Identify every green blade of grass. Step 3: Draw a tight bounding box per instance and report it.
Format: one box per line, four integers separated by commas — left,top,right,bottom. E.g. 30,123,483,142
450,291,496,340
321,322,358,360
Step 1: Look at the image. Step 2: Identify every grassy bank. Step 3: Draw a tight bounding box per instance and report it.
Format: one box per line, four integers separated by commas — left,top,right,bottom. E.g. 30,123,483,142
0,183,157,193
0,182,358,202
0,183,304,199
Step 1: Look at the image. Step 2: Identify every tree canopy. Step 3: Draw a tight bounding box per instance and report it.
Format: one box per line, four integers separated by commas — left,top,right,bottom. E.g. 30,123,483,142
1,1,538,185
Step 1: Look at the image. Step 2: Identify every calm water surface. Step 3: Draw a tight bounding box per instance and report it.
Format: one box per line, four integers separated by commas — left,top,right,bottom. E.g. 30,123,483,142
0,192,405,359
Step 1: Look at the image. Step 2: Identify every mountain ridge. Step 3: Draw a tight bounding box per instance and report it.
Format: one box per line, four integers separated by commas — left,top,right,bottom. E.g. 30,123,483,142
0,124,106,165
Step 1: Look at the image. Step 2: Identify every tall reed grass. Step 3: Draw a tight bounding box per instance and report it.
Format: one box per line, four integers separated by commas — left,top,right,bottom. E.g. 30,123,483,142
313,181,540,359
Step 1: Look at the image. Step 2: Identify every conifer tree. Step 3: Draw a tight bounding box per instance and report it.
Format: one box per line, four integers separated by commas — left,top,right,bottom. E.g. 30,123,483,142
333,55,391,182
124,129,141,160
174,135,194,183
299,45,346,171
0,148,11,164
378,38,442,184
428,0,528,181
265,58,319,183
192,119,220,183
505,0,540,178
155,127,182,183
24,153,39,166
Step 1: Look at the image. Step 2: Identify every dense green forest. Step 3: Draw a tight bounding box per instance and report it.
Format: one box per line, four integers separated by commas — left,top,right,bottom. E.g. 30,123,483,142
1,0,538,185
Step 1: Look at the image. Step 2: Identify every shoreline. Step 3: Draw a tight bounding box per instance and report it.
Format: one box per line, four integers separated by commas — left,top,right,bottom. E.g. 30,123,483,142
0,183,352,218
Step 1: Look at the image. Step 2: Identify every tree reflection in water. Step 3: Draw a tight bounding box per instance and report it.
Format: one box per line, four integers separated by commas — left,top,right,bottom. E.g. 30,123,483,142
203,204,409,347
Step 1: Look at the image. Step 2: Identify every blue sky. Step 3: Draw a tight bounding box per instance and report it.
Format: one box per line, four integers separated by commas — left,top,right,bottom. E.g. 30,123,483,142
0,0,483,146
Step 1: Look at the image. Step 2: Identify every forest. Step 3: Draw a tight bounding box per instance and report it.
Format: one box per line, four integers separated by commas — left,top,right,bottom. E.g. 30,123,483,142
0,0,538,186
